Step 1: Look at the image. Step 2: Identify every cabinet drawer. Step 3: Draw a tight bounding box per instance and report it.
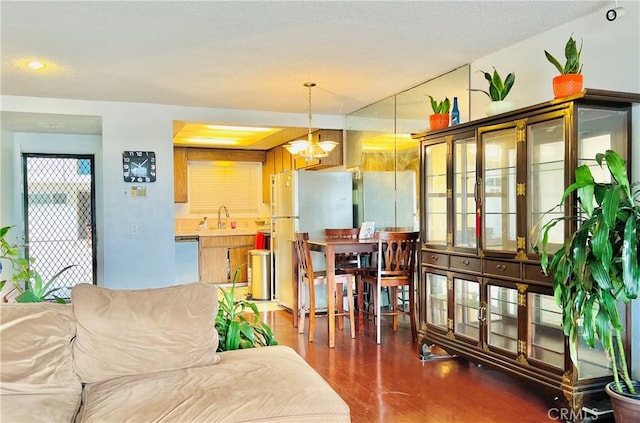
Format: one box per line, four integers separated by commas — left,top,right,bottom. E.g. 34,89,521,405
450,255,481,273
422,251,448,268
523,263,553,284
483,259,520,279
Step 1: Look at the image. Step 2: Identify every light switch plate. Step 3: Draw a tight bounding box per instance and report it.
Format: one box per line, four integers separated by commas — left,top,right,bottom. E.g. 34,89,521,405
131,186,147,197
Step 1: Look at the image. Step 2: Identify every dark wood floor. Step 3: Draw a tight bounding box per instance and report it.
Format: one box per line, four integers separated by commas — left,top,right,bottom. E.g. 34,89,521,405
261,309,614,423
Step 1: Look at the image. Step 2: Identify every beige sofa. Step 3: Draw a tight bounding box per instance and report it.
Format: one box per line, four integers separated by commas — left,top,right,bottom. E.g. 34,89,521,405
0,283,350,422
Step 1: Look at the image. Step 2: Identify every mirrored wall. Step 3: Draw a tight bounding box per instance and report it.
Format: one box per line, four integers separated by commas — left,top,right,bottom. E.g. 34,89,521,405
346,65,470,230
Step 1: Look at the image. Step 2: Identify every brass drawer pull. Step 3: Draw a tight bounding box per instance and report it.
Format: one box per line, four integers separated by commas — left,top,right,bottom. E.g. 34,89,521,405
496,264,507,271
462,259,470,265
431,255,439,262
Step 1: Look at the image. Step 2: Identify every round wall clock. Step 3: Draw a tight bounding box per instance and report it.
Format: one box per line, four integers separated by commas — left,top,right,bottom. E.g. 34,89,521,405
123,151,156,182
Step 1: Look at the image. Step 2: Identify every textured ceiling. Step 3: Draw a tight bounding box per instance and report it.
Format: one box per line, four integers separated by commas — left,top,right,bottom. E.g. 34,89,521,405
1,0,607,118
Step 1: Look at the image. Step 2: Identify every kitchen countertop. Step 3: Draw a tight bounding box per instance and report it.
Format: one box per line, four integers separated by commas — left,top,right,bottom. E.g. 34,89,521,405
175,228,258,237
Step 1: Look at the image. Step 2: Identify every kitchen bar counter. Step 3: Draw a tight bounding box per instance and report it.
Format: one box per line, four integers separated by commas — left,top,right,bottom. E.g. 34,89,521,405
175,228,257,237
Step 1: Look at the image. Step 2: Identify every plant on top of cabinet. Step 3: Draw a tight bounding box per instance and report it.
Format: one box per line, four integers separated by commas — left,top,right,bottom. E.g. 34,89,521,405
544,34,584,98
536,150,639,418
428,96,450,131
469,67,516,116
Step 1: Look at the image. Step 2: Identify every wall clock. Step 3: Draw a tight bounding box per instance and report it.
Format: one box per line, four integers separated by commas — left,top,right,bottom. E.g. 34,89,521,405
123,151,156,182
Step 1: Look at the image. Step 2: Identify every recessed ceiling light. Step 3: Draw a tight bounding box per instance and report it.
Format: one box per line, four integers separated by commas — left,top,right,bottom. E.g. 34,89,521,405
28,61,45,70
15,58,60,73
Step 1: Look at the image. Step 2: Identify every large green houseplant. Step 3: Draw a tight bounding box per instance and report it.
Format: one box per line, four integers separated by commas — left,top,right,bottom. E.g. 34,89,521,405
537,150,638,415
0,225,72,303
215,267,277,351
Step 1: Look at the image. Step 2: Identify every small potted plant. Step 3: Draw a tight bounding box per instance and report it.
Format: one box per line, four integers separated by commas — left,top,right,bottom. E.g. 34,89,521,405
428,96,450,131
469,67,516,116
537,150,639,422
544,34,584,98
215,266,278,351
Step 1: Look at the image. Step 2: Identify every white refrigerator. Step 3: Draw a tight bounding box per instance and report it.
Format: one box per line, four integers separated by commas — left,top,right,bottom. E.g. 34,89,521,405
270,170,353,310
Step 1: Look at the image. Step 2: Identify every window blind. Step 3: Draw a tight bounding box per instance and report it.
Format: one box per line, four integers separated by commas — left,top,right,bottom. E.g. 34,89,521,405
188,161,260,215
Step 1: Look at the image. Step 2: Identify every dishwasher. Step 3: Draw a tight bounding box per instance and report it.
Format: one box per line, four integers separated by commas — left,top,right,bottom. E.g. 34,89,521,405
174,236,199,284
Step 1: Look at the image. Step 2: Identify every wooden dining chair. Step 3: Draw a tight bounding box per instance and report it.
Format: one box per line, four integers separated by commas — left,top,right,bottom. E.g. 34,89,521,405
325,228,373,318
324,228,362,273
293,232,356,345
357,231,419,344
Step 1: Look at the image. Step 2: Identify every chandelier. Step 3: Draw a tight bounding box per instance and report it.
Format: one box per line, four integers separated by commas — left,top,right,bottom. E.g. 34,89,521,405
284,82,337,161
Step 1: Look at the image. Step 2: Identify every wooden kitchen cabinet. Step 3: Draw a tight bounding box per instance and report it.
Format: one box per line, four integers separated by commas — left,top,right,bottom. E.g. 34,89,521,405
416,89,639,414
262,149,275,203
173,147,188,203
228,235,256,283
199,235,256,284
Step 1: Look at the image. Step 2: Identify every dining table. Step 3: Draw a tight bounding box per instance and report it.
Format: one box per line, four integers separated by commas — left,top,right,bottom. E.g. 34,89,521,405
291,236,378,348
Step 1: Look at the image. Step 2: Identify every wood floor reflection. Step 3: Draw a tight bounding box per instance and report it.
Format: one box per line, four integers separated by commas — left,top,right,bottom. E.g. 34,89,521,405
260,309,613,423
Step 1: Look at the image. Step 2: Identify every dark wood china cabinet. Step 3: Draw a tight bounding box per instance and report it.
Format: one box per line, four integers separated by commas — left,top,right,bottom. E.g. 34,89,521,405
415,89,640,417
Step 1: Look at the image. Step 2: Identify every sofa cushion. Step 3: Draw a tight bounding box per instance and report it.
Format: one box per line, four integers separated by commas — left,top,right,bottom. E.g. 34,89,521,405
76,345,350,423
1,394,81,423
0,302,81,395
71,282,220,383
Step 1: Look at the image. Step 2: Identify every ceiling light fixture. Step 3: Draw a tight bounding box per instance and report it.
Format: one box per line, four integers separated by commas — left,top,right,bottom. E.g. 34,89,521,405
27,61,45,70
284,82,337,161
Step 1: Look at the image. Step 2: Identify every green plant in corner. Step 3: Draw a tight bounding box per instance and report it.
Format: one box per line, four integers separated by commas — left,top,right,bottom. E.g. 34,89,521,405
215,266,277,351
428,96,450,114
469,67,515,101
536,150,638,395
0,225,73,303
544,34,583,74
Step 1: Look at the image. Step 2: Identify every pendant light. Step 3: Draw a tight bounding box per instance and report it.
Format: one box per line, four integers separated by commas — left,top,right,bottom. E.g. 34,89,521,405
284,82,337,161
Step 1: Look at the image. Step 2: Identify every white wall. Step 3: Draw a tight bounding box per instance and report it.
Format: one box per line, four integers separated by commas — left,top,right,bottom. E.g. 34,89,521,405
0,97,343,290
470,1,639,118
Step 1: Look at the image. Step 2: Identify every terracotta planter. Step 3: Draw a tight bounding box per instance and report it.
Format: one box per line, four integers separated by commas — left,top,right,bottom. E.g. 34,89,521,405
552,74,584,99
606,381,640,423
429,113,449,131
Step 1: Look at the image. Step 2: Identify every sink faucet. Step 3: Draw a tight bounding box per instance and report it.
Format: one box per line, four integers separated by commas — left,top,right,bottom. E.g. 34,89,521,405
217,205,230,229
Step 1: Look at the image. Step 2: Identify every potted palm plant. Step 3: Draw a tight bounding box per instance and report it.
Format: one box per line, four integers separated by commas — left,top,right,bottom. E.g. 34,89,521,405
537,150,639,422
428,96,450,131
544,34,584,98
469,67,516,116
215,266,277,351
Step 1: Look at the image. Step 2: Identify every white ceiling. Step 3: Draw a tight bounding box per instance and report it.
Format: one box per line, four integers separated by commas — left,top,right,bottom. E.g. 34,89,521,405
1,0,607,138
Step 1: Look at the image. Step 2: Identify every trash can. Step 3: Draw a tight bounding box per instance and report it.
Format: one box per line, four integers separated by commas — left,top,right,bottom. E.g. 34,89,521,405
248,249,271,300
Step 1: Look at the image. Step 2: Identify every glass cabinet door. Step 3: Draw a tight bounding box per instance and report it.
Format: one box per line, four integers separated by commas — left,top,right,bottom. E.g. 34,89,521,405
577,107,628,182
527,117,566,255
528,292,564,369
424,142,448,245
487,285,518,353
453,136,477,249
454,278,480,341
481,127,517,252
575,301,626,380
425,272,448,330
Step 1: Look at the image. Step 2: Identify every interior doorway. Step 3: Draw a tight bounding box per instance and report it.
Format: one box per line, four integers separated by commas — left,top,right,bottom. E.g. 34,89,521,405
22,153,97,299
